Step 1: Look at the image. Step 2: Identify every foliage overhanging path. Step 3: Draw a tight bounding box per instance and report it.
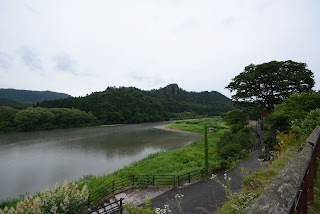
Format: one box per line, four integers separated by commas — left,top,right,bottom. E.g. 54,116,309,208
149,126,265,214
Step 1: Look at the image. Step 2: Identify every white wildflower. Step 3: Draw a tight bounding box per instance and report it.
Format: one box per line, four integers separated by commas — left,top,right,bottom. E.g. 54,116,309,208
211,174,217,180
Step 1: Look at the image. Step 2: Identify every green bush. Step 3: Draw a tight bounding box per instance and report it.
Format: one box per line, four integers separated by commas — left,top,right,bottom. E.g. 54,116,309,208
14,107,55,131
220,144,242,159
217,129,254,159
266,93,320,132
223,109,247,125
292,108,320,136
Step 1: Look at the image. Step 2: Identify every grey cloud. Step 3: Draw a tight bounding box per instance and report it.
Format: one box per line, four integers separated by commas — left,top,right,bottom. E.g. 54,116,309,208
0,52,13,69
222,16,235,25
24,4,41,16
54,53,77,74
258,1,273,12
173,19,201,33
130,72,164,86
16,47,42,70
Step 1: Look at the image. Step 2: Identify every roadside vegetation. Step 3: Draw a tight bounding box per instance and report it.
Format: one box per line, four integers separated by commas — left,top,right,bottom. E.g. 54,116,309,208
217,93,320,213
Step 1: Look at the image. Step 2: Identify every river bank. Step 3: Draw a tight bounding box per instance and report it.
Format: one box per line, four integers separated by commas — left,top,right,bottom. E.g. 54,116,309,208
75,118,228,192
0,118,226,209
0,121,200,203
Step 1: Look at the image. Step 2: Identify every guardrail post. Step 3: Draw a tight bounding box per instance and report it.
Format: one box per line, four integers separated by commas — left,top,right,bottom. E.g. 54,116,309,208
112,180,114,193
173,175,175,186
178,174,180,187
308,154,316,201
188,172,191,183
153,175,155,186
87,194,90,208
120,198,123,214
132,175,134,186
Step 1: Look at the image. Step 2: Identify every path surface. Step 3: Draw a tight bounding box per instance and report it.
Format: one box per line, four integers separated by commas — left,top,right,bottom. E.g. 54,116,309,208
149,126,266,214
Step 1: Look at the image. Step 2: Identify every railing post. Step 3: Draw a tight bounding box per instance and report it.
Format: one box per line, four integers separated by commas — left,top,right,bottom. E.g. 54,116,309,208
178,174,180,187
316,142,320,179
188,172,191,183
153,175,155,186
132,175,134,186
308,153,316,201
173,175,175,186
120,198,123,214
296,173,308,214
87,194,90,209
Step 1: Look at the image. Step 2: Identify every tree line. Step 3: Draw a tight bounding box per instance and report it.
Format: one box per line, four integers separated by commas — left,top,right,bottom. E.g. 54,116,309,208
0,106,99,132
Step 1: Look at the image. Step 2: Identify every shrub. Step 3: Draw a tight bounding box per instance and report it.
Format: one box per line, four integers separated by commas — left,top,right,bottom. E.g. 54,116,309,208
0,181,88,214
276,131,296,151
224,109,248,126
217,129,254,159
292,108,320,136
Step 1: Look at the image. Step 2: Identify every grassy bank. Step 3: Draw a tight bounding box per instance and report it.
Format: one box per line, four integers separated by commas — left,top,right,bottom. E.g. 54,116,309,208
76,117,228,193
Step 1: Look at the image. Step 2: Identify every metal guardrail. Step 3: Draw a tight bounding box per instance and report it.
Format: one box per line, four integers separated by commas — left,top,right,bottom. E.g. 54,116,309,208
87,198,124,214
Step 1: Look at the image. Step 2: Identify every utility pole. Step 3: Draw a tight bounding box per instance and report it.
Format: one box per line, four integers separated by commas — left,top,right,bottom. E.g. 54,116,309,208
204,123,208,172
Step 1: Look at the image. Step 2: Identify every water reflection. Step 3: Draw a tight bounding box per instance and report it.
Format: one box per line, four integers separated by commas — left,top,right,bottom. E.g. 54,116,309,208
0,121,201,201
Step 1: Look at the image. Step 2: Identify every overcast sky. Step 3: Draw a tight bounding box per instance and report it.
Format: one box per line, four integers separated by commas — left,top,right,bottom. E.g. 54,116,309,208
0,0,319,97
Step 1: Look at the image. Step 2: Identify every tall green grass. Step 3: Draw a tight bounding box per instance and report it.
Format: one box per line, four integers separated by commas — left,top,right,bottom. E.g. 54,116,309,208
169,117,227,134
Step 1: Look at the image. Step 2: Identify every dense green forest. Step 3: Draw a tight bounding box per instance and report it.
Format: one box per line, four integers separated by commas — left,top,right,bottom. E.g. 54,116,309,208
0,98,31,109
37,84,234,124
0,106,99,132
0,89,71,104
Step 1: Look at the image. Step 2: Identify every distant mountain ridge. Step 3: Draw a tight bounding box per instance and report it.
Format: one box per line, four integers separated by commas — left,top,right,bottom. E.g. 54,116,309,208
0,89,71,104
38,84,234,124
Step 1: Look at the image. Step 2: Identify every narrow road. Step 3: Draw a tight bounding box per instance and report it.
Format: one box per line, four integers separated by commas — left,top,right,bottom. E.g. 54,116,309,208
149,126,266,214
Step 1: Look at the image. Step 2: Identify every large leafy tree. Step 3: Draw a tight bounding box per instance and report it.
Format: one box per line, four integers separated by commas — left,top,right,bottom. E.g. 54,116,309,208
226,60,314,110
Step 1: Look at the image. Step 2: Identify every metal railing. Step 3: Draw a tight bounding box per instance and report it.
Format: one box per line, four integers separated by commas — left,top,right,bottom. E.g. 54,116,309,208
87,145,257,209
87,198,124,214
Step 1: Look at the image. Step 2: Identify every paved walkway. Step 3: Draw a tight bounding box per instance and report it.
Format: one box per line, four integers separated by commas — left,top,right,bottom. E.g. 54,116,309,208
149,126,266,214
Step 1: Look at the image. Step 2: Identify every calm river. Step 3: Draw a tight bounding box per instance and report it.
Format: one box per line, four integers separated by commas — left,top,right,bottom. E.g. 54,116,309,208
0,121,201,201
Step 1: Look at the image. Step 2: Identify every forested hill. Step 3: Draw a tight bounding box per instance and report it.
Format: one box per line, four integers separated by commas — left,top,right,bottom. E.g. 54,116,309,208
0,98,31,109
0,89,71,104
37,84,234,124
